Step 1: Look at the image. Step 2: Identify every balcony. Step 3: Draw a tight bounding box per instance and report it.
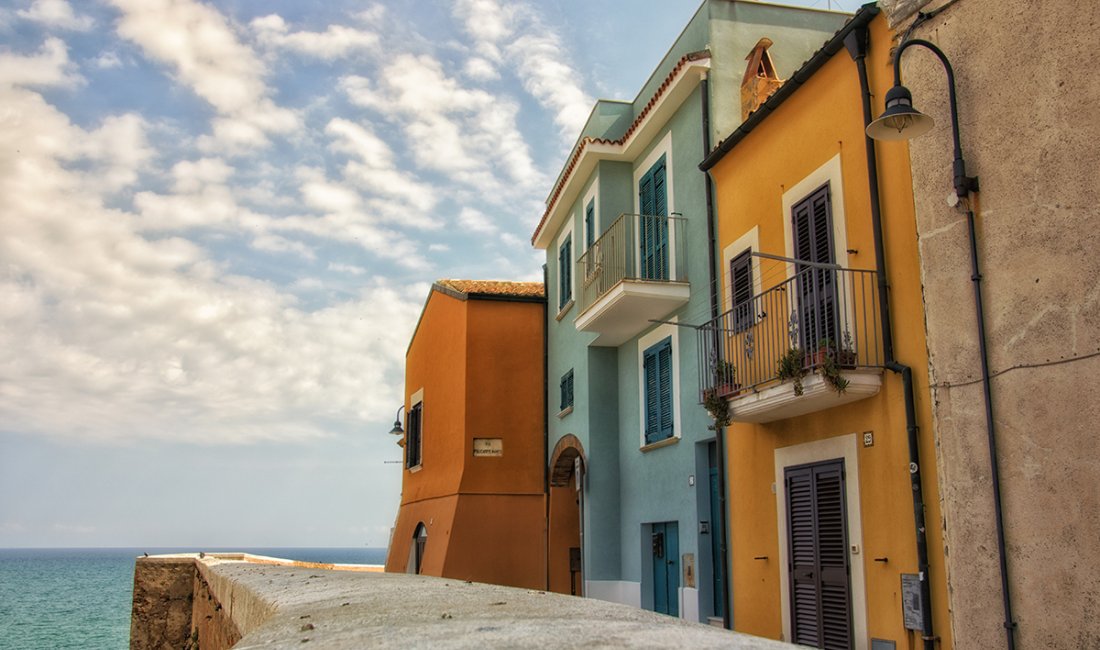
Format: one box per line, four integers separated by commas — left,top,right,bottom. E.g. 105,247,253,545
575,213,690,346
697,264,884,423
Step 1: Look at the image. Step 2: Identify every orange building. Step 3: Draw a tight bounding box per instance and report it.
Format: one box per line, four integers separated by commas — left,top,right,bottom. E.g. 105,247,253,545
385,280,548,589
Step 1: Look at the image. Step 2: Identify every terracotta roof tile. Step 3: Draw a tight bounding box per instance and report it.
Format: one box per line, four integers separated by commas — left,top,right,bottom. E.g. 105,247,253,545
435,279,545,298
531,50,711,245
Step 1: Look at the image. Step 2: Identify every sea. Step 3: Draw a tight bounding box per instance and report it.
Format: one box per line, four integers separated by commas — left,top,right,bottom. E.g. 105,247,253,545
0,547,387,650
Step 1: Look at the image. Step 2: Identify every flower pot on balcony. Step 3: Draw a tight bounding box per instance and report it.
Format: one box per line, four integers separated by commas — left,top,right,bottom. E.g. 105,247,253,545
716,382,742,398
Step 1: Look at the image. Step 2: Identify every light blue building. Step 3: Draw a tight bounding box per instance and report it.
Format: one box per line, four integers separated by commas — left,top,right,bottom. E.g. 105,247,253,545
534,1,848,625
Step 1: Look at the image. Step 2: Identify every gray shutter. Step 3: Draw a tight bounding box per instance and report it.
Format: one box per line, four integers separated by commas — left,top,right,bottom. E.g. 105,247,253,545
786,459,852,650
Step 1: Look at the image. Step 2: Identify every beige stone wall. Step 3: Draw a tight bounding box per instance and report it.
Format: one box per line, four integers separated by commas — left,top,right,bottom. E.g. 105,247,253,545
880,0,1100,648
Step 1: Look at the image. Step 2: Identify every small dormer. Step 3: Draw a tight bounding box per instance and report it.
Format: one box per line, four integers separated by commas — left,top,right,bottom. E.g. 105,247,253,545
741,38,784,121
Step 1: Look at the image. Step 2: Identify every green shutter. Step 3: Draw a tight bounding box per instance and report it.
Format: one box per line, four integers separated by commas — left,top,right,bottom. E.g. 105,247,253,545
585,201,595,249
638,156,669,280
558,234,572,309
644,337,674,443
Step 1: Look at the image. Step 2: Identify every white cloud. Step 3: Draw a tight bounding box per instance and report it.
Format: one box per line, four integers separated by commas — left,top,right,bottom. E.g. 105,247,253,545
458,207,495,234
328,263,367,276
0,84,422,444
0,37,83,88
463,57,499,82
251,14,379,60
92,51,123,69
453,0,592,139
17,0,94,31
326,118,439,222
340,53,543,198
109,0,298,152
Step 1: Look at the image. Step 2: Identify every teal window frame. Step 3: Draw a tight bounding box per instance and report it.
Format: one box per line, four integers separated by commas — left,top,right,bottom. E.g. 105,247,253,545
558,233,573,310
638,155,669,280
643,336,674,444
585,200,595,249
559,369,574,412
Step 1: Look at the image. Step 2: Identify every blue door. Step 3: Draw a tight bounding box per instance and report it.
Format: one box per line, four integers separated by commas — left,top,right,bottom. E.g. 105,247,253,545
651,521,680,616
709,444,725,618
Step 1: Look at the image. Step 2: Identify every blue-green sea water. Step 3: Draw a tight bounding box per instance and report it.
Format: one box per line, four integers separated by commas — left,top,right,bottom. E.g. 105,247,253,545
0,547,386,649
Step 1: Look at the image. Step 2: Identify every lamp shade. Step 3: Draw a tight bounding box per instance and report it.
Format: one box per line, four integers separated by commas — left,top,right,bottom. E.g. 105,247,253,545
388,419,404,435
867,84,935,141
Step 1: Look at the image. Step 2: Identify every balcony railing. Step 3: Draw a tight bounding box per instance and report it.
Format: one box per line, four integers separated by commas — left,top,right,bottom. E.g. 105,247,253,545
697,265,882,400
576,213,688,315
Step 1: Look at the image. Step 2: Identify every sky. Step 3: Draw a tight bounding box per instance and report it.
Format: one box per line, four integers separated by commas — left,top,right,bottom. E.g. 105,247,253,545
0,0,856,549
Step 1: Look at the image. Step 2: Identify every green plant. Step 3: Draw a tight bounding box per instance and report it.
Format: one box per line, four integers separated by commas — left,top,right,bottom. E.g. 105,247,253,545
777,347,806,396
820,350,850,393
702,388,732,428
713,358,736,381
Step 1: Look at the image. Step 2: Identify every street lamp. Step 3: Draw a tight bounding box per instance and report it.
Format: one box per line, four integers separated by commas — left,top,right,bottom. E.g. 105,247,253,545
867,38,1016,650
866,38,978,200
388,405,405,436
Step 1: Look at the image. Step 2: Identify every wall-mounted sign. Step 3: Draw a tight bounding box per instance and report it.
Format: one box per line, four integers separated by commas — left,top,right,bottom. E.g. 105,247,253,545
901,573,924,631
473,438,503,457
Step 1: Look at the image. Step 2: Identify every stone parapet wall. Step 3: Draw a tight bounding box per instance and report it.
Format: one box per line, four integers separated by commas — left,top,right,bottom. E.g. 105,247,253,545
131,553,794,649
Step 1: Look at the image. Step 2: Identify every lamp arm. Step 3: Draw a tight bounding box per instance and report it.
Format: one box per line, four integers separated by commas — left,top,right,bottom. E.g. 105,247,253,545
894,39,977,197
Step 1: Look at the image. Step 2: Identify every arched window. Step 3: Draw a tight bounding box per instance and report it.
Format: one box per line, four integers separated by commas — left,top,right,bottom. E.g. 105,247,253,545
410,523,427,574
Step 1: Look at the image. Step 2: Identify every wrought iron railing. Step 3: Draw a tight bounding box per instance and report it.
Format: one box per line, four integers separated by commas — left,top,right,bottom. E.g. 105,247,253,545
697,266,882,398
576,213,688,314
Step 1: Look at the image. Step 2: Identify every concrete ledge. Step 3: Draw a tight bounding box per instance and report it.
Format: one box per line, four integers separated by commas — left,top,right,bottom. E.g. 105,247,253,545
132,553,795,649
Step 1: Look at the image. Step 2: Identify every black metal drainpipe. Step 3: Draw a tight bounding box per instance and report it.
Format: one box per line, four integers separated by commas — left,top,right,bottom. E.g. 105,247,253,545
700,73,732,631
542,263,551,592
845,26,936,650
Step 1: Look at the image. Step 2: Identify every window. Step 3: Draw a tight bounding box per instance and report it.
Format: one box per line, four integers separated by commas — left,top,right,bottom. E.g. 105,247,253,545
730,249,754,332
643,336,674,444
558,233,573,311
585,200,596,249
405,401,423,468
559,369,574,413
792,184,838,348
638,155,669,280
411,522,427,574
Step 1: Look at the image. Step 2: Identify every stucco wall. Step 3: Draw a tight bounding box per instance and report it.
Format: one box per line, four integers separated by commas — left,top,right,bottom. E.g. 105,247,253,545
706,12,950,647
881,1,1100,648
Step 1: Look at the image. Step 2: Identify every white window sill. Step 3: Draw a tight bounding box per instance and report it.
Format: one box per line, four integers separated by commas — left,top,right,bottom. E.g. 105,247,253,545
556,299,574,321
640,435,679,453
557,405,574,419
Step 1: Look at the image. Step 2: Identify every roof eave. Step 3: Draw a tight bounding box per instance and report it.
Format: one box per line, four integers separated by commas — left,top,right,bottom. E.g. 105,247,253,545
532,55,711,250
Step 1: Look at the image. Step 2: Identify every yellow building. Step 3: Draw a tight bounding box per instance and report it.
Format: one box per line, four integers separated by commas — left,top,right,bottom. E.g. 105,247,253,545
698,7,950,649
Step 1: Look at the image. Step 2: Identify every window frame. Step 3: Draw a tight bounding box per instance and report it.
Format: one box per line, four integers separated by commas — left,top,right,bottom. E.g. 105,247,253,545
637,322,680,450
559,369,574,414
556,224,575,316
729,248,754,332
405,400,423,469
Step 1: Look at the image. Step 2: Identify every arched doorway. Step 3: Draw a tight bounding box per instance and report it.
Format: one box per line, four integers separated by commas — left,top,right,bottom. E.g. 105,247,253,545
548,435,586,596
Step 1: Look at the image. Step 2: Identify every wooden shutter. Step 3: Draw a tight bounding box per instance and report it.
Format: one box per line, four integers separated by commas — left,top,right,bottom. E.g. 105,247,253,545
559,235,572,309
730,249,754,331
644,337,674,443
560,370,574,411
786,459,852,650
792,184,837,347
638,157,669,280
585,201,595,249
657,340,673,438
406,402,423,468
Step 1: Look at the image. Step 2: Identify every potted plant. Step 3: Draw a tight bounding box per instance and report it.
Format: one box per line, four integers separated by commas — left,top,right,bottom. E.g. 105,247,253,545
820,349,850,394
712,359,739,397
702,388,732,428
776,347,806,396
